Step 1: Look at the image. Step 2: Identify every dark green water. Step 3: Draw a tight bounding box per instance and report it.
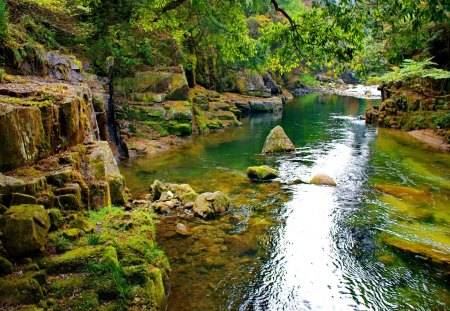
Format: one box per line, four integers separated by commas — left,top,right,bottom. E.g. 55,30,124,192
120,94,450,310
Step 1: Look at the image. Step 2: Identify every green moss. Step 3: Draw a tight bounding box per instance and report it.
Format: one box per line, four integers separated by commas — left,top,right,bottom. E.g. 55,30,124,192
47,275,88,299
168,121,192,136
0,273,43,305
0,97,54,108
247,165,279,181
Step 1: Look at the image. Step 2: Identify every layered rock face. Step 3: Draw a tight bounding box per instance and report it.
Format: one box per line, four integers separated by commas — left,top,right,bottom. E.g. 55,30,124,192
366,82,449,143
0,78,104,172
115,67,291,156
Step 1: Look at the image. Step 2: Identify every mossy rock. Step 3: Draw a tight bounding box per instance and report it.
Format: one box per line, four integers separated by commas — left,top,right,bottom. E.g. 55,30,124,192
57,193,83,210
193,192,230,218
47,208,64,231
0,272,44,305
168,122,192,136
0,256,13,275
2,204,51,257
43,245,119,274
262,125,295,153
62,228,83,240
247,165,278,181
47,274,88,299
10,193,37,205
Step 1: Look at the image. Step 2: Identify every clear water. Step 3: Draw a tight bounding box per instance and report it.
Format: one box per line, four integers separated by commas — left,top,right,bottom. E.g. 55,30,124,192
120,94,450,310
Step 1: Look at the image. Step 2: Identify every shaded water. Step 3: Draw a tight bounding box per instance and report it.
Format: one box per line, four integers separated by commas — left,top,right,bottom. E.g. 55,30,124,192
120,94,450,310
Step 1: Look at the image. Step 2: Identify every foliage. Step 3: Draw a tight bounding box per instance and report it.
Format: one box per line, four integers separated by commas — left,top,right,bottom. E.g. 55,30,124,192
0,67,4,82
0,0,7,41
297,74,319,87
370,59,450,84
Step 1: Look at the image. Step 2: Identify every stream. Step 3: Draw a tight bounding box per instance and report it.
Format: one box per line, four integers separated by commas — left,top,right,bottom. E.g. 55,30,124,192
121,94,450,310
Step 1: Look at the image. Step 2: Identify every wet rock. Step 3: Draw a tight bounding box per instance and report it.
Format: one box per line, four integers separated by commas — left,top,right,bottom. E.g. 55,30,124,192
224,235,258,256
193,192,230,218
175,223,191,236
11,193,37,205
262,125,295,153
310,174,336,186
247,165,279,181
1,204,51,257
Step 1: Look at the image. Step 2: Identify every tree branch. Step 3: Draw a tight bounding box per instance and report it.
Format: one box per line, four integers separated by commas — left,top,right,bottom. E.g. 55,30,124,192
152,0,188,22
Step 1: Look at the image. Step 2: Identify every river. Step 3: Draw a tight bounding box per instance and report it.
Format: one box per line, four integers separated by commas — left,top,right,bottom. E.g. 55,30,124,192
120,94,450,310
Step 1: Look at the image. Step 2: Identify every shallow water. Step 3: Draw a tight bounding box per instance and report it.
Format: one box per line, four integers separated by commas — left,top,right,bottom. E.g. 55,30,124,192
120,94,450,310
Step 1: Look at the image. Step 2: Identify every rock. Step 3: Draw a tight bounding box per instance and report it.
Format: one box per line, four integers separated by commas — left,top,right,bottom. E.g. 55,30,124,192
153,201,175,214
0,256,13,275
1,205,51,257
0,272,44,305
263,73,282,95
247,165,279,181
89,181,111,210
62,228,83,240
150,180,167,201
310,174,336,186
184,202,195,209
175,223,191,236
57,193,83,210
43,245,118,274
47,208,63,230
159,191,174,201
87,141,126,205
0,173,26,194
11,193,37,205
193,192,230,218
249,97,283,112
69,215,95,233
262,125,295,153
236,71,271,98
0,105,45,171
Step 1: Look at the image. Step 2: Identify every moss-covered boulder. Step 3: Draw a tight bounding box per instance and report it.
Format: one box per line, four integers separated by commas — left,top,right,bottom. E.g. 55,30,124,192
247,165,279,181
193,192,230,218
0,256,13,275
10,193,37,205
43,245,119,274
310,174,336,187
262,125,295,153
0,272,44,306
1,204,51,257
69,215,95,233
150,180,167,201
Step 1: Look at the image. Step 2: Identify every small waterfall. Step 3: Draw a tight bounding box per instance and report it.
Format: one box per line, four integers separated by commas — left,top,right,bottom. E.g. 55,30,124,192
106,77,128,158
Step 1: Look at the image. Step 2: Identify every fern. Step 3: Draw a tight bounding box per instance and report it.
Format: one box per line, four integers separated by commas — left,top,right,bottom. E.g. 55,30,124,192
371,58,450,84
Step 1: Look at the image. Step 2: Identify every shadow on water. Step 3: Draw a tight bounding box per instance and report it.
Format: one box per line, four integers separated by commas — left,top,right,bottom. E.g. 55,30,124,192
120,94,450,310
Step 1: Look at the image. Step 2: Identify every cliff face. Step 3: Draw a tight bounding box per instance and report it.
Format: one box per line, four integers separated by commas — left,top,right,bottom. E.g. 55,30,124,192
366,81,450,143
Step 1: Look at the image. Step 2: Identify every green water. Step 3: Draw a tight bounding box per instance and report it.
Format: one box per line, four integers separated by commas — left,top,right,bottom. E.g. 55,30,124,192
120,94,450,310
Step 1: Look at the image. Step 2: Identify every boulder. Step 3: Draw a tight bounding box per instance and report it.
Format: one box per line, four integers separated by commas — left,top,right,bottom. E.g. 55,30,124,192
262,126,295,153
247,165,279,181
0,272,44,305
150,180,167,201
175,223,191,236
263,73,282,95
87,141,126,205
193,192,230,218
0,173,26,194
249,97,283,112
69,215,95,233
10,193,37,205
310,174,336,187
1,204,51,257
236,71,271,98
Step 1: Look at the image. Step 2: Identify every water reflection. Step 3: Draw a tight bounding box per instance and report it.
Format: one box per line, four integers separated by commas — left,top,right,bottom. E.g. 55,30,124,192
120,94,450,310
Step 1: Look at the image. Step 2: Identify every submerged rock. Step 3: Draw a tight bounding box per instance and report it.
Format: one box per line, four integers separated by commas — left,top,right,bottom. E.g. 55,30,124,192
175,223,191,236
262,125,295,153
2,204,51,257
193,192,230,218
247,165,279,181
310,174,336,187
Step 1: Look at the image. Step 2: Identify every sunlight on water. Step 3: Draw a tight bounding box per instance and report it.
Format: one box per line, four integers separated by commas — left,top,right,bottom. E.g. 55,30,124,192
120,94,450,310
